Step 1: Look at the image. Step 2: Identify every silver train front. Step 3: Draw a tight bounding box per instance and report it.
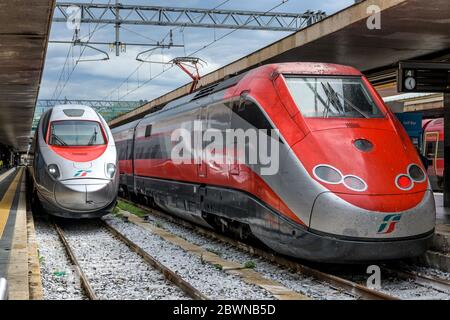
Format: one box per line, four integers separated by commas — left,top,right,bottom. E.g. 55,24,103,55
30,105,119,218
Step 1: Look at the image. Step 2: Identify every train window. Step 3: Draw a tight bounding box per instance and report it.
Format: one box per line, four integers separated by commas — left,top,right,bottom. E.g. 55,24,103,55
233,100,274,131
95,111,109,140
41,109,52,139
425,141,444,159
49,121,106,146
145,124,152,137
438,141,444,158
425,141,436,158
285,76,384,119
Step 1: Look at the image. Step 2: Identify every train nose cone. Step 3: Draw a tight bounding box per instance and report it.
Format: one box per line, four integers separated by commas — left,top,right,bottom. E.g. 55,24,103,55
54,179,115,211
309,190,435,239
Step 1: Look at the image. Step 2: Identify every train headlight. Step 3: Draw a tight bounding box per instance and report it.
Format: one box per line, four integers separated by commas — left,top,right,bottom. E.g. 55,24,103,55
313,165,342,184
395,174,413,190
106,163,116,178
343,175,367,191
313,164,368,192
408,164,426,182
47,164,60,179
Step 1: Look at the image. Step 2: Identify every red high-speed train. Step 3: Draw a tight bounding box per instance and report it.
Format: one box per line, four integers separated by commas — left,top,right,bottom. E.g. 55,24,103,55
112,63,435,262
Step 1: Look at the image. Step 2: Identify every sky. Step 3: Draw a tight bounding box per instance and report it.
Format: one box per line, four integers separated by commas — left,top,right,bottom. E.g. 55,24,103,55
40,0,355,103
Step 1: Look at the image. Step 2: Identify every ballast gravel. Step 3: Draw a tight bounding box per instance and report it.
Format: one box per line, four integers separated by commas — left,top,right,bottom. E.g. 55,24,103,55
58,220,189,300
34,217,85,300
106,212,353,300
103,214,275,300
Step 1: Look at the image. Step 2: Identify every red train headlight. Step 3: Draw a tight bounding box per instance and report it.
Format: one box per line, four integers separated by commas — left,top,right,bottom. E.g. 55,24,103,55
396,174,413,190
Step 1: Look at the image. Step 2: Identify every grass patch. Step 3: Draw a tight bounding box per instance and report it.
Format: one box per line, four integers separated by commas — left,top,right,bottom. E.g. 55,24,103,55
113,206,120,214
116,200,148,218
213,264,223,271
243,261,256,269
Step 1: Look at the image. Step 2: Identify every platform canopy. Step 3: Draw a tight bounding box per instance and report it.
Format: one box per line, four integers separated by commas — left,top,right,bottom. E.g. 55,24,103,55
0,0,54,152
109,0,450,128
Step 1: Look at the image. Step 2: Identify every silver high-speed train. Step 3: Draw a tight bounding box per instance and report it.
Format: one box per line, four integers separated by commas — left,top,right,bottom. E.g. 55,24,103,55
30,105,119,218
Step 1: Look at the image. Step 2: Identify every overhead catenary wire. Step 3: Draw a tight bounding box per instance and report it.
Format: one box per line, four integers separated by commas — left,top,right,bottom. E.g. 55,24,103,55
115,0,289,101
103,0,232,101
51,0,112,100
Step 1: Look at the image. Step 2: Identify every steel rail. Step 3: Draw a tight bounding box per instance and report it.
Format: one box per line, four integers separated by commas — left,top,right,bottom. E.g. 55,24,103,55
381,267,450,294
100,220,208,300
119,198,398,300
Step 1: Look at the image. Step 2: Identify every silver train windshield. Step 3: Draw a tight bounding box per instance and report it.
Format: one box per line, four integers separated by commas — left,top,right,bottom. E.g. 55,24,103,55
49,120,106,146
285,76,384,118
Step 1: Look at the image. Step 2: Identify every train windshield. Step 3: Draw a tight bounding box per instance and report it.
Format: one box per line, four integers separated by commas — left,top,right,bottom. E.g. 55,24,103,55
49,121,106,146
285,76,384,118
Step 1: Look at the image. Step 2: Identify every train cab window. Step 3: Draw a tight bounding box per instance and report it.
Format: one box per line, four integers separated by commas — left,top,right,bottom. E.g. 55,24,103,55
145,124,153,137
285,76,384,119
41,109,53,139
49,121,106,146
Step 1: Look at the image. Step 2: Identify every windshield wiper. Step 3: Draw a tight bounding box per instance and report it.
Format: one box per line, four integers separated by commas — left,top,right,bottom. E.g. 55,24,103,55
320,82,344,118
51,134,67,146
88,129,98,146
323,82,369,119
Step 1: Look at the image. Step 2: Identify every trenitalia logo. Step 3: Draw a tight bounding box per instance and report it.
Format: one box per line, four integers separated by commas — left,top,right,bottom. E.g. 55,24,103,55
377,214,402,234
74,169,92,177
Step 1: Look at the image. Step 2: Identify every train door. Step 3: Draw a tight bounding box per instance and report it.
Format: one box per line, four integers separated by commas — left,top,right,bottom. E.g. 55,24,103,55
197,106,207,178
424,131,443,188
128,127,137,193
206,102,232,178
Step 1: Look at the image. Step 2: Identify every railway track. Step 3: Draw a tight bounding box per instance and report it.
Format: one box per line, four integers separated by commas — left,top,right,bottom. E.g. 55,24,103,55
119,198,450,300
380,267,450,294
51,218,206,300
118,198,394,300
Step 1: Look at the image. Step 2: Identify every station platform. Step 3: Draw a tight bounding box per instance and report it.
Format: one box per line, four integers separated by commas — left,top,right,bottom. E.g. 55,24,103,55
0,167,41,300
433,193,450,226
411,193,450,272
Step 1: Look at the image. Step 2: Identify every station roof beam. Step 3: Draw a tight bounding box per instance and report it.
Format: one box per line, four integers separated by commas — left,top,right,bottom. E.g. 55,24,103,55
53,2,326,31
0,0,55,152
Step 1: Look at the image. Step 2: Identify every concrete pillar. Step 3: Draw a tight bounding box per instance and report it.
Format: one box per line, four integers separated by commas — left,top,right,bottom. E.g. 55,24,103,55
444,94,450,206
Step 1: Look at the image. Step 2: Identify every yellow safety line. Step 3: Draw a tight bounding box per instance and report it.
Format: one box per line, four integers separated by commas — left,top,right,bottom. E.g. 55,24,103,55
0,168,23,239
